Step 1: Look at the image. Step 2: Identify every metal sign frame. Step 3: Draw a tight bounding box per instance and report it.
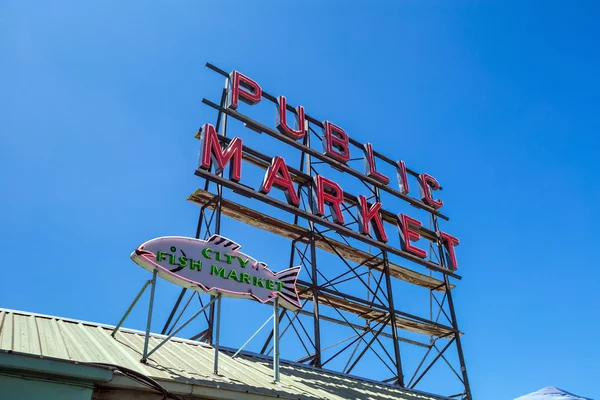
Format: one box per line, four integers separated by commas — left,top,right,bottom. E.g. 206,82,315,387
158,62,472,399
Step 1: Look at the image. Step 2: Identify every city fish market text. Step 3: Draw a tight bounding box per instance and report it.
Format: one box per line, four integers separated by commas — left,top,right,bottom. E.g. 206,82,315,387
197,70,460,271
155,247,285,292
131,235,302,310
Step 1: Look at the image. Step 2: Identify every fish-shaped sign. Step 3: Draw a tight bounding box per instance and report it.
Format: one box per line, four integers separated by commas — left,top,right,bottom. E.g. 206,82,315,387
131,235,302,311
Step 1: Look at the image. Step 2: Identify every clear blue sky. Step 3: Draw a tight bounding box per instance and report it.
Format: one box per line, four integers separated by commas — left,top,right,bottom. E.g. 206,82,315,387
1,2,598,399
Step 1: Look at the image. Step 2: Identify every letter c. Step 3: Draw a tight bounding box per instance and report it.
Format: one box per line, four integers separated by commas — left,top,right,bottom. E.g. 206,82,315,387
202,248,214,259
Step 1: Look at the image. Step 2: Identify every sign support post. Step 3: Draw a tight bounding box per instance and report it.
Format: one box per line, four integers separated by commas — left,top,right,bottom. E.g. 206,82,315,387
213,293,222,375
145,296,218,359
141,269,158,363
232,314,275,359
111,278,152,338
128,235,301,372
273,298,280,383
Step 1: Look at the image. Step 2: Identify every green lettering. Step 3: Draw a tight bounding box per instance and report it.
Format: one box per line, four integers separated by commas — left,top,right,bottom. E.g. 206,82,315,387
225,254,235,264
237,257,250,268
169,254,176,265
178,256,188,268
266,280,275,290
227,269,239,281
202,248,213,259
276,282,285,292
253,276,264,288
156,251,167,262
190,259,202,271
241,273,251,284
210,265,226,278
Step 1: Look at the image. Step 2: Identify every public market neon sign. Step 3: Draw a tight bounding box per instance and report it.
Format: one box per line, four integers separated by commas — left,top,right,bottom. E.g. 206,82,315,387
199,70,460,271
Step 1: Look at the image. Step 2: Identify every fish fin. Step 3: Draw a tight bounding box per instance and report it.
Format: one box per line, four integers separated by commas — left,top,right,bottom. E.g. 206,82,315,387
206,234,241,251
274,266,302,311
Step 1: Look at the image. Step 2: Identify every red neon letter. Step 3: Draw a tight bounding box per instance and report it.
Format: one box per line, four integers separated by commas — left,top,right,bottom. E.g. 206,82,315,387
312,175,345,224
396,160,409,195
363,143,390,185
322,121,350,163
357,195,388,242
227,71,262,109
259,156,300,207
398,214,427,259
419,173,443,209
199,123,242,182
276,96,306,140
439,231,459,270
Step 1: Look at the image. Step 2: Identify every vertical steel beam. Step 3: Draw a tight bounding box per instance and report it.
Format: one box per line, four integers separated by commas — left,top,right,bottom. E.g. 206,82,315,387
305,123,321,367
141,269,158,363
432,215,472,400
381,252,405,386
273,299,280,382
213,293,222,375
208,78,230,345
373,185,405,386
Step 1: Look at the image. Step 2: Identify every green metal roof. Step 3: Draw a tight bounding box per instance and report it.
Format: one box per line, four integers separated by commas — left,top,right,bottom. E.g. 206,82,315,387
0,308,448,400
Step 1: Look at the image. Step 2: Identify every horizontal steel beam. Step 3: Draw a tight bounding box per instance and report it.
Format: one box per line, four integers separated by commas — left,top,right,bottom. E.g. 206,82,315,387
294,308,429,348
194,168,460,279
296,282,456,337
187,188,454,291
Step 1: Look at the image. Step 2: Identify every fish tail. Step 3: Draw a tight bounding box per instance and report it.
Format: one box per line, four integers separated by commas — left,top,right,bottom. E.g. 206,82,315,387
274,266,302,310
206,234,241,251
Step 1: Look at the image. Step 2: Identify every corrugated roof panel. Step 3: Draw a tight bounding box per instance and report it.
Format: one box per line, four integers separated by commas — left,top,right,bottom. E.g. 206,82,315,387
58,318,101,362
36,315,70,359
232,354,320,399
110,328,157,376
13,314,41,355
0,311,12,350
0,309,448,400
181,345,288,398
89,327,144,373
150,338,216,380
87,325,126,364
